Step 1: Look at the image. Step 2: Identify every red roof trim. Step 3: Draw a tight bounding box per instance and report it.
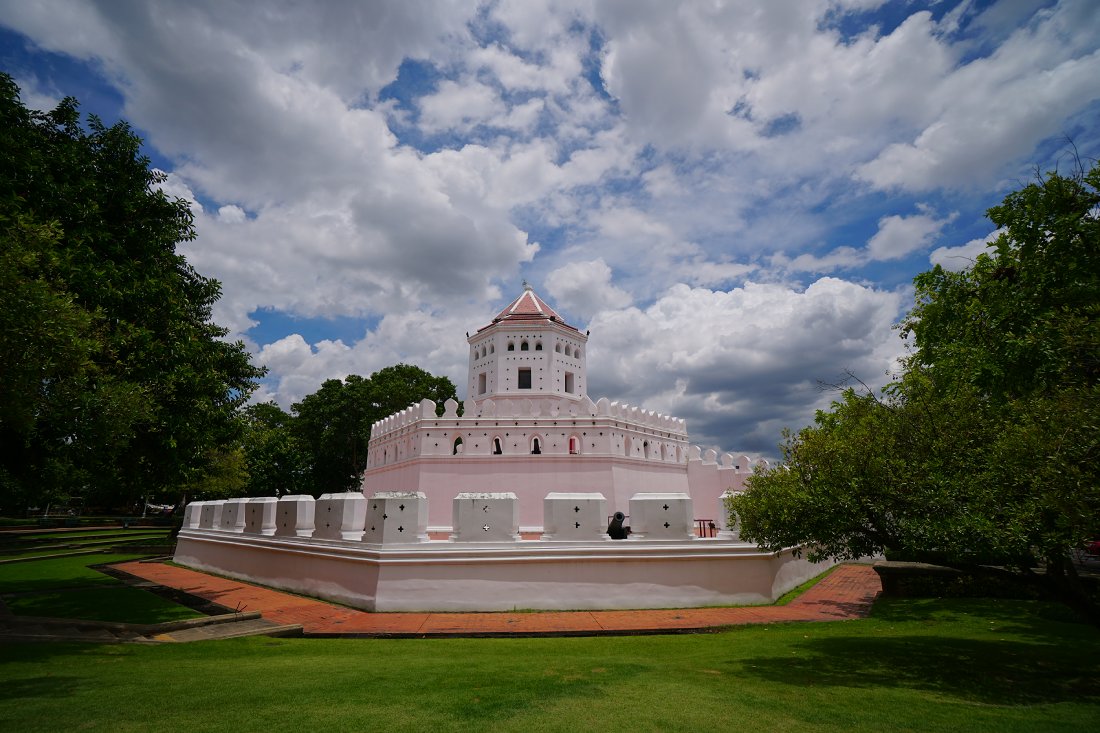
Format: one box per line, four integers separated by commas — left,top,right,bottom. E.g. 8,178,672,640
480,286,578,332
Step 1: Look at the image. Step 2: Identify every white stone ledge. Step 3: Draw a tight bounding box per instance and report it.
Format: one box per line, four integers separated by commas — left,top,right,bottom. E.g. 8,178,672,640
174,529,831,612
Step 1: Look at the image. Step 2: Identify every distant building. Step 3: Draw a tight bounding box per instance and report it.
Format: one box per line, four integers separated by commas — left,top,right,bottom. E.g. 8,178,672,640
362,284,765,532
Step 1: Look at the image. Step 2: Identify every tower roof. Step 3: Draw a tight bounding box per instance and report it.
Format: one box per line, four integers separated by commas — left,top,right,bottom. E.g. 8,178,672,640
479,283,579,332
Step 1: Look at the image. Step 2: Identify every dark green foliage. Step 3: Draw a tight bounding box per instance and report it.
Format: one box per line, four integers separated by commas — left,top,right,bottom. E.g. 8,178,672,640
0,75,264,512
239,402,309,497
733,161,1099,613
908,164,1100,396
291,365,456,494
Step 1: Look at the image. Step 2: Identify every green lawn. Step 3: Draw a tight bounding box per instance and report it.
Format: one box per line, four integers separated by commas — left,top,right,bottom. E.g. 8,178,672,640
1,596,1097,732
0,553,201,624
24,529,170,541
0,553,149,593
1,539,171,562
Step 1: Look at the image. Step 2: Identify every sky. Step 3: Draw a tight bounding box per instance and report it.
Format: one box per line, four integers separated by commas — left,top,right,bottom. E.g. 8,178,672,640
2,0,1098,458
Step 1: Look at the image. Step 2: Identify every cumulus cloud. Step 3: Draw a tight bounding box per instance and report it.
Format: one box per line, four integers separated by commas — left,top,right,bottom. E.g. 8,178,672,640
3,0,1095,458
929,228,1004,271
255,307,478,407
418,79,505,132
857,0,1100,191
10,73,60,112
771,207,955,274
867,208,957,261
544,259,633,320
585,280,907,454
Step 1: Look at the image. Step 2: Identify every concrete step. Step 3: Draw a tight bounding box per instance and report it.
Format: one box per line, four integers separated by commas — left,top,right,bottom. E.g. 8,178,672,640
150,619,303,642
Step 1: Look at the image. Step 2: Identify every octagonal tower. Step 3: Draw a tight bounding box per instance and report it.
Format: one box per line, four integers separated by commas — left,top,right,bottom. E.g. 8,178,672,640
466,283,588,404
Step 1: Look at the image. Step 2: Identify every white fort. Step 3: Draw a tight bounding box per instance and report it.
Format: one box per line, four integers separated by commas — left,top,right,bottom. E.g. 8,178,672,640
174,286,828,612
362,283,759,534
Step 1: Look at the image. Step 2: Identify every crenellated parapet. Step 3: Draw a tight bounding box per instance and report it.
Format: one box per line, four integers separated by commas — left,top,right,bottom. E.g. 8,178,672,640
365,395,691,469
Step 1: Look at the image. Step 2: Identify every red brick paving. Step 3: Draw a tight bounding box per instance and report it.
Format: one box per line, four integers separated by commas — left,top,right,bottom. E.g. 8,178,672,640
113,561,880,636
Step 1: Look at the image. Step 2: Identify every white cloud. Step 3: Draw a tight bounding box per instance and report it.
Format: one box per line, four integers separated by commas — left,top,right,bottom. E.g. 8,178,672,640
418,79,505,133
867,209,956,261
771,247,865,275
255,307,478,407
857,0,1100,191
585,279,907,453
10,73,60,112
929,228,1004,271
3,0,1096,457
544,258,632,320
770,207,955,274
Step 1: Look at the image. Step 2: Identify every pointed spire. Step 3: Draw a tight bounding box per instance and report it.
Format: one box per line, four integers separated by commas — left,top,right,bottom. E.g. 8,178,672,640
481,284,578,331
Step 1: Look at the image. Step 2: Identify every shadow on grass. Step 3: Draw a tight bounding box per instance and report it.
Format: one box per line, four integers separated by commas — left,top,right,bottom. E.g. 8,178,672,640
731,633,1100,706
789,597,876,619
871,597,1091,641
0,675,83,701
0,554,145,595
6,586,200,624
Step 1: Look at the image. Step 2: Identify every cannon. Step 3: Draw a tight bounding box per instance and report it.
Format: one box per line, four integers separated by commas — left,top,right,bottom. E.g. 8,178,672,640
607,511,628,540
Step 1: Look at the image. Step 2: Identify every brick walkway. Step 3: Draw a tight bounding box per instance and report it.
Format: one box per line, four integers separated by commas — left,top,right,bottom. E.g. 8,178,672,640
112,561,881,637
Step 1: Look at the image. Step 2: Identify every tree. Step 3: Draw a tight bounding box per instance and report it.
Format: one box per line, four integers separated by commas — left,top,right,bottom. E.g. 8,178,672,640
292,365,456,494
240,402,309,497
0,75,265,513
732,161,1099,617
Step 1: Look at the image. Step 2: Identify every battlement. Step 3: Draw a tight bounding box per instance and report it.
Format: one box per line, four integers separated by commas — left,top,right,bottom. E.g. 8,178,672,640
369,396,688,439
366,395,691,470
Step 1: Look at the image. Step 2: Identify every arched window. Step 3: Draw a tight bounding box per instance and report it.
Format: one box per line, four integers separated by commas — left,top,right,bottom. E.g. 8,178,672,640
535,341,542,351
452,436,464,455
623,435,632,456
555,343,562,353
490,344,495,354
492,437,503,455
564,345,572,357
575,348,582,359
507,342,515,351
520,340,529,351
531,436,542,455
643,440,650,459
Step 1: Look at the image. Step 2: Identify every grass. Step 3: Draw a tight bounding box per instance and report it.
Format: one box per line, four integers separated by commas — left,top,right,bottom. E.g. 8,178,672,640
0,548,109,562
4,586,200,624
1,540,171,562
23,529,170,541
0,553,201,624
774,563,838,605
0,528,173,561
1,596,1098,732
0,553,149,593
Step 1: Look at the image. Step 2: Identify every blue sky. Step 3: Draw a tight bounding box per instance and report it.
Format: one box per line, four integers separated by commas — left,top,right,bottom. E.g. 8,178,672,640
2,0,1098,457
